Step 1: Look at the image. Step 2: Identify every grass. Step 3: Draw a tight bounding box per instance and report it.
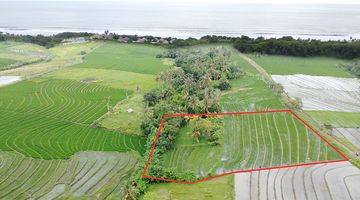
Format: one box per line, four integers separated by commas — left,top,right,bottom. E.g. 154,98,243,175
0,42,98,78
0,41,49,71
47,67,157,92
97,94,144,135
0,57,17,70
142,175,234,200
0,77,145,159
306,111,360,128
73,42,171,75
247,54,354,77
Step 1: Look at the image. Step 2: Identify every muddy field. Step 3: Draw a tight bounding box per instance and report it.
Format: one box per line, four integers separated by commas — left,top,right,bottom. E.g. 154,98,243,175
272,74,360,112
332,128,360,150
234,161,360,200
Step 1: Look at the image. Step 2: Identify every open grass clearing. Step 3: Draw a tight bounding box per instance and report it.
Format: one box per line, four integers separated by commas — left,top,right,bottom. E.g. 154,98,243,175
0,151,138,199
272,74,360,112
97,94,144,135
142,175,234,200
0,77,145,159
73,42,171,75
247,54,353,77
234,161,360,200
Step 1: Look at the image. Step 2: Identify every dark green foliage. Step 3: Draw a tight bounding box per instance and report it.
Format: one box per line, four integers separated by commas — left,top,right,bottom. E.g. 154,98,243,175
0,32,93,48
217,78,231,91
233,36,360,59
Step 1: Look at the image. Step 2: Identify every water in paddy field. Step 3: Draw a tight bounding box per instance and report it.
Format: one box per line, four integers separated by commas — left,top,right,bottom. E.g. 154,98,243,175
0,1,360,40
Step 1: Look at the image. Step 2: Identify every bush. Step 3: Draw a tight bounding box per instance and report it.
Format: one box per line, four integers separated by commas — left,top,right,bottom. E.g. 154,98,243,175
217,78,231,91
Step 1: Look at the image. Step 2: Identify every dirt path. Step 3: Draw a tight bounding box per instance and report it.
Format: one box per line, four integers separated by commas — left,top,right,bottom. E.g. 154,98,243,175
238,53,273,83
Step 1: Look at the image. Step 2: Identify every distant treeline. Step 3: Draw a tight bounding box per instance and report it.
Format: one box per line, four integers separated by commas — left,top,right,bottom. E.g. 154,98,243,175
0,32,93,48
1,31,359,59
172,35,360,59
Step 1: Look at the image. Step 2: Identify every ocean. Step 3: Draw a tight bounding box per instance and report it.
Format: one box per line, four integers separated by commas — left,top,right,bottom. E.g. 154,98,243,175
0,1,360,40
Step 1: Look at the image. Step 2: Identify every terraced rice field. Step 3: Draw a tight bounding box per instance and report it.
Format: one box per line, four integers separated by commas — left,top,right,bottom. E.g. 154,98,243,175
0,42,49,70
0,151,138,199
0,77,145,159
234,161,360,200
161,112,341,178
332,128,360,150
0,57,17,69
272,74,360,112
73,42,169,75
143,175,234,200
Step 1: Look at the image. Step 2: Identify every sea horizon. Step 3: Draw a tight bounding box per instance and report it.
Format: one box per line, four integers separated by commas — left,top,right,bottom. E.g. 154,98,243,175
1,1,360,40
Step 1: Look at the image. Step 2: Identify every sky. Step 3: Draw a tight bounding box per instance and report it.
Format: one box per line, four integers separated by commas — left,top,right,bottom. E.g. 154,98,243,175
6,0,360,4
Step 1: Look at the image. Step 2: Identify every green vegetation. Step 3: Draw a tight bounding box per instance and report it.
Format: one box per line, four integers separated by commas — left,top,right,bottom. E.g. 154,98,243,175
0,77,145,159
306,111,360,128
162,112,341,177
48,68,157,92
0,151,138,199
142,175,234,200
0,57,17,69
73,42,170,74
247,54,353,77
340,59,360,77
0,41,49,71
98,94,144,135
0,32,93,48
233,36,360,59
0,41,99,78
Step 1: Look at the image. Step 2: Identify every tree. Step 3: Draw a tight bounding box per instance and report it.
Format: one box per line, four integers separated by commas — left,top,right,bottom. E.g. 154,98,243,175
217,78,231,91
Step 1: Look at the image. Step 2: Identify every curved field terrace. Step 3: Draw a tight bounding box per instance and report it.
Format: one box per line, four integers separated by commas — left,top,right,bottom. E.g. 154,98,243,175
234,161,360,200
143,110,346,183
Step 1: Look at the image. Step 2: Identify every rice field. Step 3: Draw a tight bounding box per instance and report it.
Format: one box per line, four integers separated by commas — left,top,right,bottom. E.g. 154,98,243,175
143,175,234,200
73,42,170,75
272,74,360,112
234,161,360,200
161,112,341,178
0,77,145,159
0,41,49,71
0,151,138,199
247,54,353,77
0,57,17,69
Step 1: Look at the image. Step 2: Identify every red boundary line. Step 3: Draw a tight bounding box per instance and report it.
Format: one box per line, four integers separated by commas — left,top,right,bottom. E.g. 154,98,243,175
141,109,348,184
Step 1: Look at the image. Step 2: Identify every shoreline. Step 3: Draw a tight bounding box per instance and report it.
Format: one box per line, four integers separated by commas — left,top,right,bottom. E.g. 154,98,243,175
1,27,359,41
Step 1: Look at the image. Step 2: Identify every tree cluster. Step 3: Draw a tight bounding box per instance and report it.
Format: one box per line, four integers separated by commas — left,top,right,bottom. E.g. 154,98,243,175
0,32,93,48
190,117,222,145
233,36,360,59
138,48,242,186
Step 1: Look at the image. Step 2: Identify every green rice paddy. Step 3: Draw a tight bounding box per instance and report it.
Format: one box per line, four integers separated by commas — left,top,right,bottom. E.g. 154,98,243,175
73,42,170,74
0,77,145,159
247,54,353,77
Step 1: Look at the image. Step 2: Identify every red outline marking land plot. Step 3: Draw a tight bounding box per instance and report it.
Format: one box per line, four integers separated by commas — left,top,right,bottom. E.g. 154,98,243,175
142,109,347,184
